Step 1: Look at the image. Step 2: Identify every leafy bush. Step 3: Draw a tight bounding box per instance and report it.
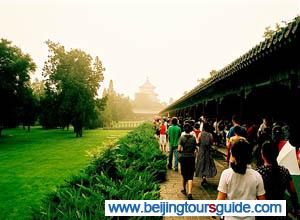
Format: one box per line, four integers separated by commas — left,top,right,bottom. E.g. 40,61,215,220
32,123,167,219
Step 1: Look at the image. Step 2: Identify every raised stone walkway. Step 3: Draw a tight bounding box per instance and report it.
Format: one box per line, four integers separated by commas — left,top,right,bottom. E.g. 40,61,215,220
160,156,227,220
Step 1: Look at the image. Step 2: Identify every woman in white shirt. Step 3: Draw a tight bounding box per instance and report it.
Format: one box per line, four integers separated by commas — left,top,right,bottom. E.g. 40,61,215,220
217,139,266,220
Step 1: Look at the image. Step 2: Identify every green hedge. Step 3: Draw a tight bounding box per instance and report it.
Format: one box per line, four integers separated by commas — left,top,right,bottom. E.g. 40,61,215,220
32,123,167,220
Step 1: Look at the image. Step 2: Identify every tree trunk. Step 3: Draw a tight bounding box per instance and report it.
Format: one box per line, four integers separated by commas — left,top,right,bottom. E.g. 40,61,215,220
27,125,30,132
75,126,82,137
74,126,77,137
79,128,82,137
0,128,2,137
74,125,79,137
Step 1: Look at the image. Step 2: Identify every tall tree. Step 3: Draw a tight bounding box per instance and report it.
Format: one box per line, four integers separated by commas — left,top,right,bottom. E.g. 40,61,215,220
39,85,60,128
0,39,36,136
19,87,39,131
100,80,134,126
85,96,107,129
42,40,104,137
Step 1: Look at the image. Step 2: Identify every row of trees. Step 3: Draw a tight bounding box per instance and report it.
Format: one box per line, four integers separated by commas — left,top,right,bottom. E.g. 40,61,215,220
0,39,37,136
100,80,134,127
0,39,134,137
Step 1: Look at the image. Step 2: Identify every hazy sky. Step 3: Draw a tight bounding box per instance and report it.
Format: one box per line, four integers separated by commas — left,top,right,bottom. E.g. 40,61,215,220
1,0,299,103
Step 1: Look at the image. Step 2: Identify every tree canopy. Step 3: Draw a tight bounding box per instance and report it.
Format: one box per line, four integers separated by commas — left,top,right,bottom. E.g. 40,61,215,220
40,40,105,137
0,39,36,136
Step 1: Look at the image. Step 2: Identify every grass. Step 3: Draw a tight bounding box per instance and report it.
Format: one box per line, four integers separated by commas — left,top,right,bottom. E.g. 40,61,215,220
0,127,128,220
32,123,166,220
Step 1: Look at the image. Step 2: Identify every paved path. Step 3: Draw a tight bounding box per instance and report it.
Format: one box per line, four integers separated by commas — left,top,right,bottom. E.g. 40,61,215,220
160,155,227,220
159,149,298,220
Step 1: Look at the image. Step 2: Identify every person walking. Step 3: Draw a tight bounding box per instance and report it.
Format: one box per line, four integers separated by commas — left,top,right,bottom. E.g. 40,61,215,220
226,125,247,165
257,117,271,139
256,141,300,219
167,117,181,171
217,139,266,220
159,121,167,153
178,123,197,200
193,122,201,144
272,125,287,152
154,119,160,140
195,123,217,185
226,115,245,143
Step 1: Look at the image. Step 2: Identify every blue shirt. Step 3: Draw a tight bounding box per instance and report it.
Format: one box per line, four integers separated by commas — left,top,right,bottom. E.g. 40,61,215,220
227,126,235,139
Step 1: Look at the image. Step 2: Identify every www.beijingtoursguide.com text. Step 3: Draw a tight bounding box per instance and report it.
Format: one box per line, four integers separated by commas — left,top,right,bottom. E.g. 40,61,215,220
105,200,286,217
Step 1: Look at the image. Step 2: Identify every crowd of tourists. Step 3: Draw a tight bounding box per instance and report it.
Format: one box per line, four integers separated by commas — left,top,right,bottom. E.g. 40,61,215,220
153,115,300,219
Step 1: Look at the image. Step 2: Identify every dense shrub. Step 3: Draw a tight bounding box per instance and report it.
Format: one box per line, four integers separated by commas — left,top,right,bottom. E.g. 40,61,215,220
32,123,167,219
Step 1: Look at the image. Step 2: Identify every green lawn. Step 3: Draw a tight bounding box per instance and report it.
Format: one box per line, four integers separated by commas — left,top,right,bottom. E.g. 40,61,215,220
0,127,128,219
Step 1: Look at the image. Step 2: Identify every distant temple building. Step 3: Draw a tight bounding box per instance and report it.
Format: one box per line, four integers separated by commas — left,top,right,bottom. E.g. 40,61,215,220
137,78,160,103
132,78,166,115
